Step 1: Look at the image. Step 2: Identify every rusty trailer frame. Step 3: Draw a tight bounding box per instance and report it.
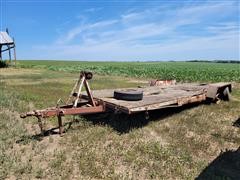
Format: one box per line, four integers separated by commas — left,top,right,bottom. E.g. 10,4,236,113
20,71,232,135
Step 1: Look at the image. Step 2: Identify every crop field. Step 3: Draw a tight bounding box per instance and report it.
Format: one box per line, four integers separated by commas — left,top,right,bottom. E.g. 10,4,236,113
0,61,240,179
19,60,240,82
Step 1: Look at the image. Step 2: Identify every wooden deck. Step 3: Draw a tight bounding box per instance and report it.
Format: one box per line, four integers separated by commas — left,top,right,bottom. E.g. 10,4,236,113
82,83,212,114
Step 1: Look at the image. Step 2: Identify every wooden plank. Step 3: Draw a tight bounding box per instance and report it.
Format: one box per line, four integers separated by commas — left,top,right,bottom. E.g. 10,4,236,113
101,90,202,108
88,84,207,98
81,83,211,114
208,82,231,87
130,99,178,113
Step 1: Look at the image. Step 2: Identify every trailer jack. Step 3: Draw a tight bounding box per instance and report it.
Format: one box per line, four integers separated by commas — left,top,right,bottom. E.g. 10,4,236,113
20,71,105,135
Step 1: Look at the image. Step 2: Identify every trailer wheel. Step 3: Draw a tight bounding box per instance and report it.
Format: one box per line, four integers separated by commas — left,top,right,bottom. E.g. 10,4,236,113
222,87,231,101
114,89,143,101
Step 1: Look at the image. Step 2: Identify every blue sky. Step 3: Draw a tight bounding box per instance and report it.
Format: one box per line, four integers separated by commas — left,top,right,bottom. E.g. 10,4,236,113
1,0,239,61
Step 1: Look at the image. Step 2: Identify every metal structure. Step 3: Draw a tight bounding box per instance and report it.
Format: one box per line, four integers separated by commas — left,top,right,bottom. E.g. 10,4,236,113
0,29,16,64
20,71,105,135
20,71,232,135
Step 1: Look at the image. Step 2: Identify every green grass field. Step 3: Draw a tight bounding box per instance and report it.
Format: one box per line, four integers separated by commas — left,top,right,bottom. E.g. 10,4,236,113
18,60,240,82
0,61,240,179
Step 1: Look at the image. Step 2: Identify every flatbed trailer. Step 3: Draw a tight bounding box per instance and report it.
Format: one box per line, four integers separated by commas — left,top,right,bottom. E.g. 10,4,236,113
20,71,232,135
82,82,231,114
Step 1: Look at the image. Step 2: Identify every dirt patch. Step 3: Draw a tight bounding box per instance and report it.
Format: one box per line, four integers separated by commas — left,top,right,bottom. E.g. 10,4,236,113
0,68,42,76
142,127,169,146
3,78,76,86
128,79,149,84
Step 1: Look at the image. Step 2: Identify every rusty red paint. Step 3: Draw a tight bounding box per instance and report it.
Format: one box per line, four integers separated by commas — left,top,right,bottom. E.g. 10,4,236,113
20,71,232,135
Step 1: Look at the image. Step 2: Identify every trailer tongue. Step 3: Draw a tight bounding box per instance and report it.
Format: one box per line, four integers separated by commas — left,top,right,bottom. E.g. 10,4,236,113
20,71,106,135
20,71,232,135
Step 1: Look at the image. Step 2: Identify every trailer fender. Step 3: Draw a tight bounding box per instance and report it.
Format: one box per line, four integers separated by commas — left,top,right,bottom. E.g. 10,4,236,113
206,83,232,100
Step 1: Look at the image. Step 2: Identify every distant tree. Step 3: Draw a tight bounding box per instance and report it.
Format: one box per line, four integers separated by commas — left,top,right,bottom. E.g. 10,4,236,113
187,60,240,64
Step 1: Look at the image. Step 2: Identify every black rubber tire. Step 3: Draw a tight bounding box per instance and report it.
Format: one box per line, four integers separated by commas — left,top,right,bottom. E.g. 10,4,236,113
222,87,231,101
114,89,143,101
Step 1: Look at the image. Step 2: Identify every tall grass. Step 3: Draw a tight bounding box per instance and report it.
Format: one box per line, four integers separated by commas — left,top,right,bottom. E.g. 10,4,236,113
0,60,9,68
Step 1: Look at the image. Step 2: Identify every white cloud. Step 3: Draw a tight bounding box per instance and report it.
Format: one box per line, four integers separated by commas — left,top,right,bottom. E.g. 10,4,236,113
31,1,239,60
84,7,103,13
33,30,239,61
56,19,119,44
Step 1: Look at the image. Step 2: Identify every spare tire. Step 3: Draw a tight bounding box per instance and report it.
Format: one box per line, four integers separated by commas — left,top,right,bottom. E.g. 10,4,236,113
114,89,143,101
